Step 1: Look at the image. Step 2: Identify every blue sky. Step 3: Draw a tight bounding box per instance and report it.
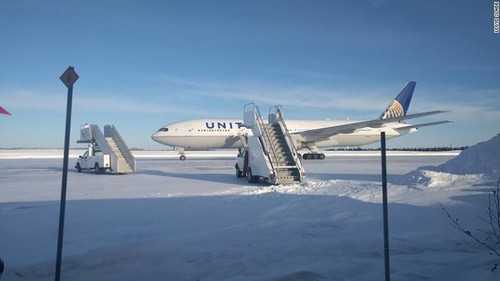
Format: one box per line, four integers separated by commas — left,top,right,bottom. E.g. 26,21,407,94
1,0,499,149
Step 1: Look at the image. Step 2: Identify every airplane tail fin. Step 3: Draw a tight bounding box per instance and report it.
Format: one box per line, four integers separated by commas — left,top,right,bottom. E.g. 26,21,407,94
380,81,416,119
0,106,10,115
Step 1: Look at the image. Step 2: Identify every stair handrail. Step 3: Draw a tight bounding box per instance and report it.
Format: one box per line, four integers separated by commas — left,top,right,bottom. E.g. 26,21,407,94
104,125,136,171
269,106,304,179
245,103,281,173
87,124,116,171
89,125,113,155
270,106,299,156
256,106,282,170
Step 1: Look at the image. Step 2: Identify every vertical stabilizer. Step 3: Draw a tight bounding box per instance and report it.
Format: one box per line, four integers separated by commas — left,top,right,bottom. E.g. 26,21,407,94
0,106,10,115
380,81,416,119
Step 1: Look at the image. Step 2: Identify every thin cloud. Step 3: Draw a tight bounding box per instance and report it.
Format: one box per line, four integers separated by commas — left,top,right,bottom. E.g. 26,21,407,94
412,87,500,121
157,75,392,113
1,89,66,110
8,78,496,123
0,88,209,116
156,76,500,123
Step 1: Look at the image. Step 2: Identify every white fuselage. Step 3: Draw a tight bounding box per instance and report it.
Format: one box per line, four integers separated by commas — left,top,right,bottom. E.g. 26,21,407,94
151,119,417,150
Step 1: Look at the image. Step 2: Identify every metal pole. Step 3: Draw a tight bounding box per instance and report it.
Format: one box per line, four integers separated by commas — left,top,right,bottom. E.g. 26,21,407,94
381,131,391,281
55,83,73,281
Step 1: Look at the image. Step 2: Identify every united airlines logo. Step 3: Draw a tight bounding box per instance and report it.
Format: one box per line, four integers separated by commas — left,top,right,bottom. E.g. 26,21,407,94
205,121,244,129
381,100,404,119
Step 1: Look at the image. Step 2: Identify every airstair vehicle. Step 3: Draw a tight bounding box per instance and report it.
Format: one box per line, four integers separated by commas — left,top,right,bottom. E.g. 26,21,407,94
235,103,304,185
75,124,136,174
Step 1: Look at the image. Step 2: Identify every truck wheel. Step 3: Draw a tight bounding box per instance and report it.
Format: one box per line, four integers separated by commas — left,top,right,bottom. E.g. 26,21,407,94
94,163,101,174
247,168,259,183
235,165,243,178
76,163,82,173
236,168,243,178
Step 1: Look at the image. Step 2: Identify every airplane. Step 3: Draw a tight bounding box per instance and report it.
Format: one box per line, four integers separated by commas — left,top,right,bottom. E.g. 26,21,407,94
152,81,451,160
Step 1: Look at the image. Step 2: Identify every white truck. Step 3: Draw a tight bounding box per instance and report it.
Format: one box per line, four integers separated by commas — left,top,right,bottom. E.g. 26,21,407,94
235,137,276,183
75,143,112,174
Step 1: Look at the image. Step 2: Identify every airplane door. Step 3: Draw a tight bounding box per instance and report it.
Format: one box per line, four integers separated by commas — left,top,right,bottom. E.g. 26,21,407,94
184,125,194,135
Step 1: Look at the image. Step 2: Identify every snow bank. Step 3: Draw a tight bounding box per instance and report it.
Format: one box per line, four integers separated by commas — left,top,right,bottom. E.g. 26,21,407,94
245,180,385,202
244,176,486,207
401,134,500,187
402,170,486,188
435,134,500,176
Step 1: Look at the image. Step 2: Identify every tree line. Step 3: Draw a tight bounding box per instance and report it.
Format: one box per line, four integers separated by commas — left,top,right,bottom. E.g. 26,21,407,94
326,146,469,152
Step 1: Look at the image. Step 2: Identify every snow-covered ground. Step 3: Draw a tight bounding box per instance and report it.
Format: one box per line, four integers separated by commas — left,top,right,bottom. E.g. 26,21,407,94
0,144,498,280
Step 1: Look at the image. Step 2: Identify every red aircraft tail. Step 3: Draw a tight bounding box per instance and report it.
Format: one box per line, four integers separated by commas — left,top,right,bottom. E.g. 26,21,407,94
0,106,11,115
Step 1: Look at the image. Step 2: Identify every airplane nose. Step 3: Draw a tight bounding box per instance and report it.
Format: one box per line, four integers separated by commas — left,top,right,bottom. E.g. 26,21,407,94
151,131,161,143
152,127,170,145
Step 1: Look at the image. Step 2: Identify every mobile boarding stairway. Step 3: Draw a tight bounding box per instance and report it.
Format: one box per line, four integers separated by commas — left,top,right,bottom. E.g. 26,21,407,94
238,103,304,185
77,124,136,174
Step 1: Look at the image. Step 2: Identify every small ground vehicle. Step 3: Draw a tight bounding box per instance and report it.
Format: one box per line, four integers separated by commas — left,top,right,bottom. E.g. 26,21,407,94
75,145,111,174
235,139,274,184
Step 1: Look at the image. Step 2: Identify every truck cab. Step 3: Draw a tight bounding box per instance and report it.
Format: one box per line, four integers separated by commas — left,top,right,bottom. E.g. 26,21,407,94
75,144,111,174
235,147,248,179
235,138,273,183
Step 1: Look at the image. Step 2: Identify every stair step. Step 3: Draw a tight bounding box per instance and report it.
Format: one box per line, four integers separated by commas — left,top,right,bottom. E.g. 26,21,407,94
250,117,303,184
265,123,300,178
105,137,134,173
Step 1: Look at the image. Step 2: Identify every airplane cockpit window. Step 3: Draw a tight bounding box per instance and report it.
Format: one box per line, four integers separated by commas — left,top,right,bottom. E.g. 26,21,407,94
157,128,169,132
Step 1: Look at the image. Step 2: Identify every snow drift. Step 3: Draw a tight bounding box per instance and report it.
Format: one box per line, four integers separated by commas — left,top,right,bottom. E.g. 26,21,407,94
436,133,500,176
402,134,500,186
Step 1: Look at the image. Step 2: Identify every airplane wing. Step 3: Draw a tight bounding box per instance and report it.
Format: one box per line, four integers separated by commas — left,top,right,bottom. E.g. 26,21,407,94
293,110,448,143
394,120,452,131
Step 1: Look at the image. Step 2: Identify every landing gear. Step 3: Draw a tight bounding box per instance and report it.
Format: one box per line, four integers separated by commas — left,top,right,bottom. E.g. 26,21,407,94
302,153,326,160
175,147,186,161
301,144,325,160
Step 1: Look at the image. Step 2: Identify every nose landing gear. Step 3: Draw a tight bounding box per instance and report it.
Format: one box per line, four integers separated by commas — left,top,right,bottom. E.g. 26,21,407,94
174,147,187,161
